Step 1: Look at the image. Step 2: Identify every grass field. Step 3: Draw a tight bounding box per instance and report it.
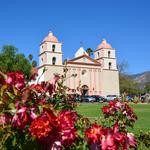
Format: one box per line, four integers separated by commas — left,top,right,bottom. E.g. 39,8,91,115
76,103,150,133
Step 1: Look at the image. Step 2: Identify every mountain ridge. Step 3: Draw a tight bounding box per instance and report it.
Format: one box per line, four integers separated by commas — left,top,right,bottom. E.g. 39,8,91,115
130,71,150,89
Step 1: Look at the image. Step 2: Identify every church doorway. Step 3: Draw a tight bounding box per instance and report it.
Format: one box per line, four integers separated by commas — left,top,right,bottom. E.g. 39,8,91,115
81,85,89,95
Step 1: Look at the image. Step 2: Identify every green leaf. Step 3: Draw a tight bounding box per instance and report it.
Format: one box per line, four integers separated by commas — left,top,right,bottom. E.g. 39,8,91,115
6,91,15,99
8,103,16,114
0,85,7,96
38,105,43,113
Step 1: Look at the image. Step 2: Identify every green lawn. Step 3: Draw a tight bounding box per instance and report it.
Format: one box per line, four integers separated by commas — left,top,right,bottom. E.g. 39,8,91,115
76,103,150,133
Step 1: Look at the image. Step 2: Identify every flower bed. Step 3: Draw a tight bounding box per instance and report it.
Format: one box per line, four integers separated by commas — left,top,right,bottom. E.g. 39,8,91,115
0,71,150,149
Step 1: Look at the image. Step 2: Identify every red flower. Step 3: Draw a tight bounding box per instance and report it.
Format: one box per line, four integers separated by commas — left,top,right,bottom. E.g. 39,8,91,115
61,128,77,146
58,110,77,129
58,110,77,146
85,122,133,150
5,72,25,90
30,84,45,93
101,106,110,114
29,116,52,139
109,101,116,107
85,124,104,144
29,109,56,139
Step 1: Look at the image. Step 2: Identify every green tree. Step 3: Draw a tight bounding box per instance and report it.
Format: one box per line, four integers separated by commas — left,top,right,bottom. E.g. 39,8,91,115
118,62,141,95
86,48,93,57
0,45,37,79
119,74,141,95
144,83,150,93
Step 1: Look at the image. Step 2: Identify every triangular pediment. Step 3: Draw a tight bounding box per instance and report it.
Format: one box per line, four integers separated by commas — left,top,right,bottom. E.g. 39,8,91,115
66,54,101,66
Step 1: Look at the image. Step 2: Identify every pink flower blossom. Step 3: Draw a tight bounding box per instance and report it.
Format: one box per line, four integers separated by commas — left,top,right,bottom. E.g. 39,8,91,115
127,133,137,148
51,141,62,150
58,110,77,129
101,128,117,150
30,107,37,120
0,114,11,124
58,110,77,146
12,107,29,129
49,74,60,86
61,128,77,146
5,72,25,90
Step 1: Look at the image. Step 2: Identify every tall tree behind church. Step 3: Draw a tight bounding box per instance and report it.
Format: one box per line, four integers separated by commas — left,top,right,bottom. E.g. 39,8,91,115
0,45,37,79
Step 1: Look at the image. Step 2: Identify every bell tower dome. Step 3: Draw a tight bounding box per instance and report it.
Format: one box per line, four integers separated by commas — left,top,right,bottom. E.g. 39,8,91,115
39,31,63,66
94,39,117,70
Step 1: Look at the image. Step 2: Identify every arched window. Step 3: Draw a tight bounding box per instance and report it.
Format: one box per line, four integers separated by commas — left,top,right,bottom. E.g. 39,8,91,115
108,51,110,58
109,62,112,70
52,44,55,52
98,52,100,58
52,57,56,65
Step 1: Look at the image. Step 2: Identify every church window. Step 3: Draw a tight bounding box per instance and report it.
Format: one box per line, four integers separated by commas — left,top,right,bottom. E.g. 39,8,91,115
52,44,56,52
109,62,112,69
82,70,86,75
52,57,56,65
108,51,111,58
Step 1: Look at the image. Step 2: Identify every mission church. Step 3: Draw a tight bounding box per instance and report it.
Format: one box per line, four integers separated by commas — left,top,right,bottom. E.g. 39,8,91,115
38,31,120,97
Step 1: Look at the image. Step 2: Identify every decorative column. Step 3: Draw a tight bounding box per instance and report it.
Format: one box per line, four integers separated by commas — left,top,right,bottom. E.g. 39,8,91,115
78,68,81,94
89,69,92,95
94,69,96,95
68,68,71,94
102,49,104,68
73,68,76,92
98,70,101,95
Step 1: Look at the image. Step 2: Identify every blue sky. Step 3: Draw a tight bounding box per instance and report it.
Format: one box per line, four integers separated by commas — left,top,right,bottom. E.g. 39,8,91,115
0,0,150,74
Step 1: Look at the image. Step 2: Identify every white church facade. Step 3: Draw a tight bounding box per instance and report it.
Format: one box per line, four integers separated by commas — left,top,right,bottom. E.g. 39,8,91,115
38,32,120,97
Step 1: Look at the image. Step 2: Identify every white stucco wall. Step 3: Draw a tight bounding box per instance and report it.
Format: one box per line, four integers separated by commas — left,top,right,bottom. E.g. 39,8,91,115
40,42,62,53
100,70,120,97
38,63,119,97
39,41,63,66
103,59,117,70
94,49,116,60
37,67,45,82
65,64,102,95
43,65,64,81
46,52,63,65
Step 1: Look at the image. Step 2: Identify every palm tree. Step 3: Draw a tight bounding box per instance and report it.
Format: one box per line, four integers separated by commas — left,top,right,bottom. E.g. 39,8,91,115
86,48,93,57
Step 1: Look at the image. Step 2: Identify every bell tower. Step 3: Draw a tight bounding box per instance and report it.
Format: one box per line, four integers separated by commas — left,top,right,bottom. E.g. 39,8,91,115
39,31,63,66
94,39,117,70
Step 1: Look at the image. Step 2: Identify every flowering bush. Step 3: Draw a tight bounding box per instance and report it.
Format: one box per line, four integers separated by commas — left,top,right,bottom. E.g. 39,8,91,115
85,122,137,150
101,100,137,130
0,70,148,149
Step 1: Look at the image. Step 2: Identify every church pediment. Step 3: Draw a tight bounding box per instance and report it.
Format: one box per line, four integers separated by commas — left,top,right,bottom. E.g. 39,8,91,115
66,54,101,66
